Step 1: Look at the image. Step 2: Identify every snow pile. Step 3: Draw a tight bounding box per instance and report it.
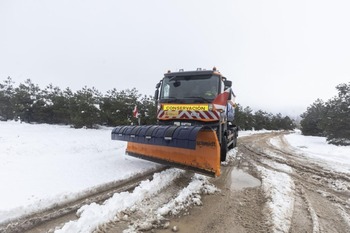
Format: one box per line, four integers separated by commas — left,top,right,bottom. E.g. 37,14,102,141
284,131,350,174
256,165,295,233
55,169,184,233
124,174,219,233
330,180,350,192
239,129,277,137
221,148,238,166
157,174,219,216
0,121,159,224
261,160,293,174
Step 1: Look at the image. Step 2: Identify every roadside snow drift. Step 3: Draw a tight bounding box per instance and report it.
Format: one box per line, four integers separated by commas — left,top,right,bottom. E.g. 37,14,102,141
256,164,295,233
0,121,159,224
284,131,350,174
55,169,184,233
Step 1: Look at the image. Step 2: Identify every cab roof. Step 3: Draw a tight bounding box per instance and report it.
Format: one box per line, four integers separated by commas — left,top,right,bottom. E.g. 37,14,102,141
164,70,224,78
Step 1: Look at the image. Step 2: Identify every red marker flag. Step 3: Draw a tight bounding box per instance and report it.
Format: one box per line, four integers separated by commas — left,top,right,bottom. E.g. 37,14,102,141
133,105,138,118
212,88,231,111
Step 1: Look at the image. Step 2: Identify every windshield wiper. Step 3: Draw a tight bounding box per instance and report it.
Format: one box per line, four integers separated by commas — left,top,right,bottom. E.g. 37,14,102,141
169,76,177,81
185,96,212,103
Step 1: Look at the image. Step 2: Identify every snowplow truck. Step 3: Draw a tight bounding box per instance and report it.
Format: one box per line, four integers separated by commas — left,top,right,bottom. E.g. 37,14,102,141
111,68,238,177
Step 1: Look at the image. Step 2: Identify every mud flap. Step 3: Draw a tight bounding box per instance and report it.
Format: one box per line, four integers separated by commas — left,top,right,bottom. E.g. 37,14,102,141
112,125,221,177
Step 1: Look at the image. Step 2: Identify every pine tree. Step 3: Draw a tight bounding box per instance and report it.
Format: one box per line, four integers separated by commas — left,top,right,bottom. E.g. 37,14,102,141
253,110,270,130
0,77,15,120
270,113,283,130
235,105,254,130
139,95,157,125
100,88,126,126
281,116,295,130
12,79,41,123
70,86,102,128
100,88,140,126
41,84,71,124
300,99,326,136
323,83,350,145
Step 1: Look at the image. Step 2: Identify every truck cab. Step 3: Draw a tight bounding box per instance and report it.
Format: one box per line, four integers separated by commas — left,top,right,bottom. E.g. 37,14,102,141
155,68,233,127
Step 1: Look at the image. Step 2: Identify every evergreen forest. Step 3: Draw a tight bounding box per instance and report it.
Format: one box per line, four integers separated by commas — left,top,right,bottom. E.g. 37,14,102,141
300,82,350,145
0,77,299,132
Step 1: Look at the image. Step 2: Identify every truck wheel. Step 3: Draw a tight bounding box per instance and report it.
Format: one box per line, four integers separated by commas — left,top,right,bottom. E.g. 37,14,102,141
220,136,227,162
228,138,236,150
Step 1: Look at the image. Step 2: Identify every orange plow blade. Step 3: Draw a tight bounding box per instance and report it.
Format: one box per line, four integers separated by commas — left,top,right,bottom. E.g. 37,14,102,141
126,129,220,177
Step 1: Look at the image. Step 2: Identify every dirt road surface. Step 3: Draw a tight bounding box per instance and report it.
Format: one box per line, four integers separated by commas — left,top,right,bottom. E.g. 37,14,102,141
93,132,350,233
155,132,348,233
8,132,350,233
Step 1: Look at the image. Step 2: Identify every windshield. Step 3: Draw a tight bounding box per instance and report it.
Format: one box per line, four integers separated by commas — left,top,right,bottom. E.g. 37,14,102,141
160,75,220,102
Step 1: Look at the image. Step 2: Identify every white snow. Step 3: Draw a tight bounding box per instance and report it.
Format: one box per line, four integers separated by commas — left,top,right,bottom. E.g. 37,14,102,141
261,160,293,174
239,129,276,137
122,174,218,233
0,121,160,224
1,121,350,232
256,165,295,233
265,130,350,232
157,174,219,216
56,169,184,233
282,130,350,174
336,204,350,230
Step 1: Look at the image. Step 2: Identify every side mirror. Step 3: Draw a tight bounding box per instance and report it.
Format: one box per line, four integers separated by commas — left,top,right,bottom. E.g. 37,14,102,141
154,82,161,100
154,89,159,100
224,80,232,88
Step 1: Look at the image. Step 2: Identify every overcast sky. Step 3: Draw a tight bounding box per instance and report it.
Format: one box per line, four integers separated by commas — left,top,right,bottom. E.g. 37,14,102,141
1,0,350,116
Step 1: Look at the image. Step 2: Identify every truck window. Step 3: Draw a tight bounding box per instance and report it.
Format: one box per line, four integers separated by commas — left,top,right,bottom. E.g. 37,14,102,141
162,84,170,98
160,75,220,100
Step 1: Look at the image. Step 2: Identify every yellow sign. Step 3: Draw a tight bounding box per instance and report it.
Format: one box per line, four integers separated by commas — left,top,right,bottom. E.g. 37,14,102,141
165,110,179,116
163,104,208,111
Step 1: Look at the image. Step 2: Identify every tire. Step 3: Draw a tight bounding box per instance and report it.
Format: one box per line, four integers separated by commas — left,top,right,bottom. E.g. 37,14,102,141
228,128,238,149
228,137,236,150
220,136,228,162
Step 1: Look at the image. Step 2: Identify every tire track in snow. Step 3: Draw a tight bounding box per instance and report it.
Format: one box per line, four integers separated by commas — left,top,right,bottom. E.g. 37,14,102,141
94,172,194,233
336,204,350,230
255,164,295,233
240,132,350,233
54,169,185,233
1,167,167,233
299,186,320,233
93,173,219,233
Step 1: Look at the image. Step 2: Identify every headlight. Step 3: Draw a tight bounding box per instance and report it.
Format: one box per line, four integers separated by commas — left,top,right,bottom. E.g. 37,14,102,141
208,104,213,111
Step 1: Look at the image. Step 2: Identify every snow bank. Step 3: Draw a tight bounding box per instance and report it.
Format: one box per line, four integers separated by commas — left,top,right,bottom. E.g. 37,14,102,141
124,174,219,233
55,169,184,233
256,164,295,233
239,129,278,138
283,131,350,174
0,121,159,224
261,160,293,174
157,174,219,216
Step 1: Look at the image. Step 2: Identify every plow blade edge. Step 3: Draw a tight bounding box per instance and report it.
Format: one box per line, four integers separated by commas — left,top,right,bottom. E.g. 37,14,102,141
111,125,221,177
